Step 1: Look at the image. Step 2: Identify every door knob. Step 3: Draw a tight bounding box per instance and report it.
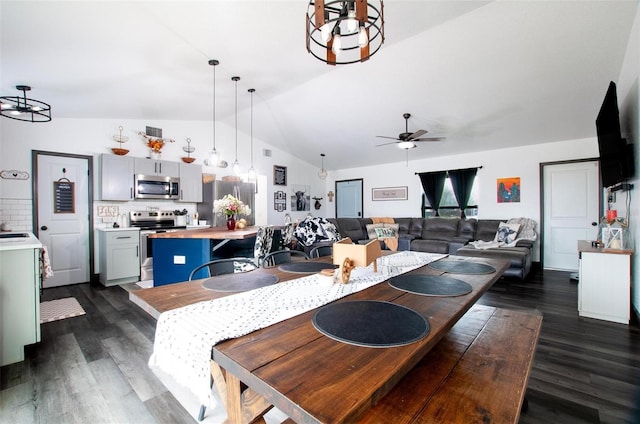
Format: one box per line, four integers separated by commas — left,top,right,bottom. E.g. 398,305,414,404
591,222,598,226
40,225,48,231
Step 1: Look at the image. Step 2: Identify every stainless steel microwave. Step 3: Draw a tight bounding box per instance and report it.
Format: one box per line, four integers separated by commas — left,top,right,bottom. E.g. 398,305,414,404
134,174,180,200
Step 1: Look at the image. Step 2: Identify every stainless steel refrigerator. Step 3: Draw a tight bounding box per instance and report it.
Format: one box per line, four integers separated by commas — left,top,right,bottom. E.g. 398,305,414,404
197,181,256,227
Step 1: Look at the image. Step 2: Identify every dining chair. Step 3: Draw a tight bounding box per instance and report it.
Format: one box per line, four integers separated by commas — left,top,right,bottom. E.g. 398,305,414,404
261,249,310,268
188,257,257,281
309,244,333,259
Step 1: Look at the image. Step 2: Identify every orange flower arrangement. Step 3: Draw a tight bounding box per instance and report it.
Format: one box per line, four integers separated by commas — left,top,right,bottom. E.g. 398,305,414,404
139,131,175,152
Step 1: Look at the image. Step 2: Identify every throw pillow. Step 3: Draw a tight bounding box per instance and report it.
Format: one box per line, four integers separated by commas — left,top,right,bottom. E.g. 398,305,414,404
366,223,386,239
367,223,399,239
375,226,397,239
494,222,520,244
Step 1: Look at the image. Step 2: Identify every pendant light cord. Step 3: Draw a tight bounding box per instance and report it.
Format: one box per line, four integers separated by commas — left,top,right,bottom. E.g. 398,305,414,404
249,89,254,167
233,76,240,162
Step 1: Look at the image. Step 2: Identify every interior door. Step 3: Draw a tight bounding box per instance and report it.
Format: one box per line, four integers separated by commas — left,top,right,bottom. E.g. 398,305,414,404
336,179,363,218
35,152,92,287
542,160,600,271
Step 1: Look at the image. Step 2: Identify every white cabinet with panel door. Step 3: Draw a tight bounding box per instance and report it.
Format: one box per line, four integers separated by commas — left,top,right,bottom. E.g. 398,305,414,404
134,157,179,177
578,240,632,324
178,162,203,202
98,229,140,286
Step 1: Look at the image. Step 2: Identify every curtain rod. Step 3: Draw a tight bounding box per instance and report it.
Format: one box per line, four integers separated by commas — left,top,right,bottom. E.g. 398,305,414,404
414,166,483,175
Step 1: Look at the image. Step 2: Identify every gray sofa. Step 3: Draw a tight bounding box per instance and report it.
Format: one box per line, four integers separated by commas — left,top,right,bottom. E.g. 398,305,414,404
325,217,534,280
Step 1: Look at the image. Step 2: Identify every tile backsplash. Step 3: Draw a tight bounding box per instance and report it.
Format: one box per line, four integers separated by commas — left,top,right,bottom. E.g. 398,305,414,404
0,198,33,232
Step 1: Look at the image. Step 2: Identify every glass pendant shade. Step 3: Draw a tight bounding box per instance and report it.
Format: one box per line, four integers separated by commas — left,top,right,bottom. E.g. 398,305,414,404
207,148,219,166
318,153,328,179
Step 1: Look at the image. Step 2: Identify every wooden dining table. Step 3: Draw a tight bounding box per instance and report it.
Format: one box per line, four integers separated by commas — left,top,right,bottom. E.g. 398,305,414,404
132,253,511,423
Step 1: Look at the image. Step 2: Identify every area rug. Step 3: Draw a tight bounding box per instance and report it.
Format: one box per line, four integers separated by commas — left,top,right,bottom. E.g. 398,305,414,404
40,297,86,323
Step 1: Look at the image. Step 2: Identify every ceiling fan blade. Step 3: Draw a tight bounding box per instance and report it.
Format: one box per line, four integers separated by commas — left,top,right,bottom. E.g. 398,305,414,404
376,141,400,147
376,135,400,140
413,137,446,142
406,129,427,140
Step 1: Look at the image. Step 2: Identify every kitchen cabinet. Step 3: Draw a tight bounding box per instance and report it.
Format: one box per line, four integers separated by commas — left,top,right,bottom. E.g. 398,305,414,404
134,157,179,177
0,233,42,366
178,162,203,202
99,229,140,286
578,240,632,324
100,154,135,201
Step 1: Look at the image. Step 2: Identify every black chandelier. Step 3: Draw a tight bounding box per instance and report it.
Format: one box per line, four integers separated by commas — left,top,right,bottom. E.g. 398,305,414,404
306,0,384,65
0,85,51,122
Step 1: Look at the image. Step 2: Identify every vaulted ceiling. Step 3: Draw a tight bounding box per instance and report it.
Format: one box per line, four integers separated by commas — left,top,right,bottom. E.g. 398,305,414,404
1,1,637,170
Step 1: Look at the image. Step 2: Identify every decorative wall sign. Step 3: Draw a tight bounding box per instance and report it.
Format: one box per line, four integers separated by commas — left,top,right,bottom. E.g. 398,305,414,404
274,165,287,186
97,205,120,218
53,179,75,214
291,185,310,211
274,190,287,212
372,186,408,201
0,170,30,180
497,177,520,203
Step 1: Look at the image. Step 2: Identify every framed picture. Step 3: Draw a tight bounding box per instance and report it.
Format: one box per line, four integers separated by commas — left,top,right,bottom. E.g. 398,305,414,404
274,165,287,186
497,177,521,203
291,185,310,211
274,190,286,211
372,186,408,201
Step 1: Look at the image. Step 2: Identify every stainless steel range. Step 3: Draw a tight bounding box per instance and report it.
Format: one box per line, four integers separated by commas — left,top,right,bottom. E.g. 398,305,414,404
130,210,186,282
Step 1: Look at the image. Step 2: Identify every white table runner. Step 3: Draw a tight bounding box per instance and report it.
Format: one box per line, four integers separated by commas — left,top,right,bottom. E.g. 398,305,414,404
149,251,445,404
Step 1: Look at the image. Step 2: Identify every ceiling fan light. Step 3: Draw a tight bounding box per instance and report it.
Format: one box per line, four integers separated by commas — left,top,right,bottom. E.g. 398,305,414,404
398,141,416,150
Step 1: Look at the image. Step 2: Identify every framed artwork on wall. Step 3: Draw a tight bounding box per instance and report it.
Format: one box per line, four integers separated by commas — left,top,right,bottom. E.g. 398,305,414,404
274,190,287,212
497,177,521,203
291,185,310,211
372,186,408,201
274,165,287,186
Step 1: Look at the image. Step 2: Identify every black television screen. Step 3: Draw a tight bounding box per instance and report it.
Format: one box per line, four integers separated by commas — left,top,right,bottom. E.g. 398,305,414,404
596,81,633,188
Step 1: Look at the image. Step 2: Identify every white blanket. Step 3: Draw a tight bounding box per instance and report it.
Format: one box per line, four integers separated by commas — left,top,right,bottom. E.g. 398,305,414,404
149,251,445,405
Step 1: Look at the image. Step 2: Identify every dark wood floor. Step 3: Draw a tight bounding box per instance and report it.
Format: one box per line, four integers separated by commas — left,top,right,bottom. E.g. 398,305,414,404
1,269,639,423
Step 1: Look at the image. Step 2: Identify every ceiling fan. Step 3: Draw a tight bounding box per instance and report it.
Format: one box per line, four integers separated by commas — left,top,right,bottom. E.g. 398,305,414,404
376,113,445,149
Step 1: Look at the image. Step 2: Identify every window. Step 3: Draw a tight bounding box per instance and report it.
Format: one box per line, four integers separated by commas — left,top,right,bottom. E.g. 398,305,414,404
422,176,478,218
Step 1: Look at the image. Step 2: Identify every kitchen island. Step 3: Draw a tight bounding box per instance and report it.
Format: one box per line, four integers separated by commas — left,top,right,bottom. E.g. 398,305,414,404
149,227,259,286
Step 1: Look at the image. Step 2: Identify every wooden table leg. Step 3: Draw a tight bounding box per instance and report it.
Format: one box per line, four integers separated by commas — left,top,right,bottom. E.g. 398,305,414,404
214,362,273,424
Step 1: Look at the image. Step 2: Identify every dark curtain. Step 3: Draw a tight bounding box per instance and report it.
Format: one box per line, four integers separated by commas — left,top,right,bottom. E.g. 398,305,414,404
448,167,478,217
418,171,447,216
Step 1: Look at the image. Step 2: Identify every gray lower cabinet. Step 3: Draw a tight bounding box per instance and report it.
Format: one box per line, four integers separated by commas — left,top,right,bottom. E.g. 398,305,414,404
0,247,41,366
99,230,140,286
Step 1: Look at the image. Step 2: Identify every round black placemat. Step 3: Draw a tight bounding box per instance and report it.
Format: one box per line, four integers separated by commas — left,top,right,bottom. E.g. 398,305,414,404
278,262,337,273
312,300,430,348
428,259,496,275
388,275,473,297
202,273,279,292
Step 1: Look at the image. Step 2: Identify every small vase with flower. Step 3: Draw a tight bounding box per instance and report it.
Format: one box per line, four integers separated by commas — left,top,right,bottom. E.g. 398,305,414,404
214,194,251,231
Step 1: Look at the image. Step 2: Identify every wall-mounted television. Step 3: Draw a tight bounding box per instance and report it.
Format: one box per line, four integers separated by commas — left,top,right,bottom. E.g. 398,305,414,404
596,81,634,188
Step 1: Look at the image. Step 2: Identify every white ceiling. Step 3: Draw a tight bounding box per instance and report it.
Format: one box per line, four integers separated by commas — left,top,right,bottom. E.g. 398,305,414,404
1,1,637,170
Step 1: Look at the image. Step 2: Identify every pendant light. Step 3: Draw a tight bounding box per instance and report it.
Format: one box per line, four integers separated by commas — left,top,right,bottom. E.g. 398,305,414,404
206,59,220,167
318,153,328,179
247,88,257,182
231,76,241,175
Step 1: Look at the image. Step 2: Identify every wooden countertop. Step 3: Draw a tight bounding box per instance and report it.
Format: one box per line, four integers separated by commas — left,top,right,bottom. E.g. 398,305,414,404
149,226,259,239
577,240,633,255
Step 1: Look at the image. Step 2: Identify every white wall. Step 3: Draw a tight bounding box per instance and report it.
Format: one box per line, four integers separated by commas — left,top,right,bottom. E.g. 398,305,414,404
615,6,639,317
320,138,600,262
0,117,325,229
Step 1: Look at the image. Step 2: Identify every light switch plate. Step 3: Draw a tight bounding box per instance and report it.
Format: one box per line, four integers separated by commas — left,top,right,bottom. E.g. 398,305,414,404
173,255,186,265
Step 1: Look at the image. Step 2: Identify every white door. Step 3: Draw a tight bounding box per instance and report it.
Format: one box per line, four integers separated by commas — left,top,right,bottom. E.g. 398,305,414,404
336,179,363,218
543,160,600,271
36,154,91,287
